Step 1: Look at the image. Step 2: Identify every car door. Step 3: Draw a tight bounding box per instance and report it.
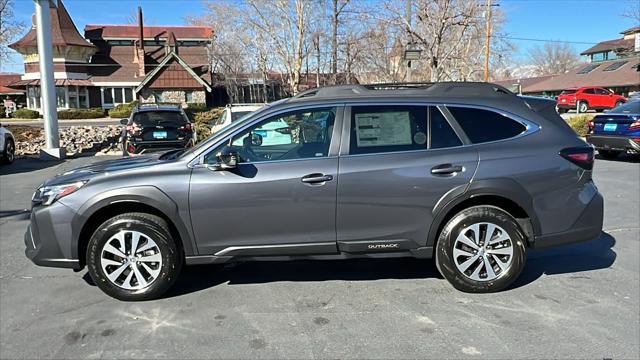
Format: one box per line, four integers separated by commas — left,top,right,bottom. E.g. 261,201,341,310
595,88,613,107
336,104,479,252
189,106,343,256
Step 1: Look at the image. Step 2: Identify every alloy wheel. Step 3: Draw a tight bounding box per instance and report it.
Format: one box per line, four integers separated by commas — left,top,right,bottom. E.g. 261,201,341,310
6,141,14,162
452,222,514,282
100,230,163,290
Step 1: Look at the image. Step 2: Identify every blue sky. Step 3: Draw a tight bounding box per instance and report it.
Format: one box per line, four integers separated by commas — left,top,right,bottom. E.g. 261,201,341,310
3,0,639,73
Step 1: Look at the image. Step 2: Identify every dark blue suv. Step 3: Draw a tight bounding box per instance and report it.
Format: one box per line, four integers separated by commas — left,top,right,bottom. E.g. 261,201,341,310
587,100,640,158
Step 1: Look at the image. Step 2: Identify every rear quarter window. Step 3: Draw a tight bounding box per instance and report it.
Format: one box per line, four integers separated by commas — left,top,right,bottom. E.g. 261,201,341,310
447,107,526,144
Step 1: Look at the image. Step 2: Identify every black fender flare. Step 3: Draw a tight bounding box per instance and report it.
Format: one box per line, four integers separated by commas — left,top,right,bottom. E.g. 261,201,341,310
426,178,540,248
71,185,196,259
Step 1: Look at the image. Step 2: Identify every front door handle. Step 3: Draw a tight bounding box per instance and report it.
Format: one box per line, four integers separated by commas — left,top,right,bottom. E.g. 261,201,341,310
431,164,464,175
301,173,333,184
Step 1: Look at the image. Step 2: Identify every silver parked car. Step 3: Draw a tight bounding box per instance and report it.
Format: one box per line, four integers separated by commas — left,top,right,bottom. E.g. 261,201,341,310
25,83,603,301
0,123,15,164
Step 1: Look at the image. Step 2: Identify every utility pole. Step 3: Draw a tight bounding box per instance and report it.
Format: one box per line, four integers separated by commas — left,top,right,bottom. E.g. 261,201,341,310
483,0,499,82
315,34,320,88
34,0,63,159
406,0,412,83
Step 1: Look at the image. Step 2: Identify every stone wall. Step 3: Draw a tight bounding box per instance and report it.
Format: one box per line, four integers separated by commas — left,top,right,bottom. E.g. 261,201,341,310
138,89,206,107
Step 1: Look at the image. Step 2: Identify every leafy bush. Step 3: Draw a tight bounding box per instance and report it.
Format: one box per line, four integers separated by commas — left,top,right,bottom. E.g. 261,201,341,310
108,101,138,118
11,108,40,119
567,114,594,137
187,102,207,111
189,107,223,125
0,105,4,117
57,108,105,119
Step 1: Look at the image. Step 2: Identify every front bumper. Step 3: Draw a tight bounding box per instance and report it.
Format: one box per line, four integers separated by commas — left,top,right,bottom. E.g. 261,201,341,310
24,201,81,270
533,190,604,249
586,134,640,152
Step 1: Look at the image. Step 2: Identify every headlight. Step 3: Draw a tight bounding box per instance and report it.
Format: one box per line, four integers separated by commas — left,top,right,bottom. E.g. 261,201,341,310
32,181,87,206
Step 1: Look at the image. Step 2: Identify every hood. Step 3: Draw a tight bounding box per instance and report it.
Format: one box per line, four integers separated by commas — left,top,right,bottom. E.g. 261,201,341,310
44,154,167,186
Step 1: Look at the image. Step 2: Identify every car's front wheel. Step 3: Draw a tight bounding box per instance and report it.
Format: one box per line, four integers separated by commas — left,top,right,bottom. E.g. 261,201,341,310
436,206,527,293
86,212,182,301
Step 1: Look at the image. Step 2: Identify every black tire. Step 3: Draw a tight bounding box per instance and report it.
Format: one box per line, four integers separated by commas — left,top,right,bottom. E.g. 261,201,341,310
2,138,15,164
598,149,621,159
86,212,183,301
577,101,589,113
435,206,527,293
556,106,567,114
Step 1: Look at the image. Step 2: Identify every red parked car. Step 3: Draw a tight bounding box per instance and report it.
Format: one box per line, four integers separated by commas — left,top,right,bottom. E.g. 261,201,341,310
556,86,627,114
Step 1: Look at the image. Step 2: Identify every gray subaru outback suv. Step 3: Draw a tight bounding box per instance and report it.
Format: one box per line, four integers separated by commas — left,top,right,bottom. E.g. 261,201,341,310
25,82,603,301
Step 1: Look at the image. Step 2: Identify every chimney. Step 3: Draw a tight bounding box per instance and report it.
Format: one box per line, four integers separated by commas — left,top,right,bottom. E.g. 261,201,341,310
134,5,145,77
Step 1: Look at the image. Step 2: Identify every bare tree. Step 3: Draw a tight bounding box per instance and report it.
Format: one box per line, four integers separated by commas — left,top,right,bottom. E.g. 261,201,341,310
621,3,640,23
527,42,580,76
0,0,25,68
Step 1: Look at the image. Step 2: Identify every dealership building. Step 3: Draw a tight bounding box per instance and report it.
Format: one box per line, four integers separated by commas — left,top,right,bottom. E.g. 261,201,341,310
9,0,213,112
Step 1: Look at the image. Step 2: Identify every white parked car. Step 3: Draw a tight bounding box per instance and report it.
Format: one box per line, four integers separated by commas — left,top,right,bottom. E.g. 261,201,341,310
0,123,15,164
209,103,264,135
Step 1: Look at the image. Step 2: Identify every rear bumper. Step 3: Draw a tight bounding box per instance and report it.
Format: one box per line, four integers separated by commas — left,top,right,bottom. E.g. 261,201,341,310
586,134,640,152
533,191,604,249
556,103,576,110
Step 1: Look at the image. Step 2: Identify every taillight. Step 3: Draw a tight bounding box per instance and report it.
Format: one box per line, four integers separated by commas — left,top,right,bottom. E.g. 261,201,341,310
126,122,141,134
559,147,595,170
629,120,640,130
588,120,594,130
179,123,193,132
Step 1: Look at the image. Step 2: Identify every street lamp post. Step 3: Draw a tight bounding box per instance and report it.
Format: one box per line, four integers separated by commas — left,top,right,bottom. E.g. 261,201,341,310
34,0,64,159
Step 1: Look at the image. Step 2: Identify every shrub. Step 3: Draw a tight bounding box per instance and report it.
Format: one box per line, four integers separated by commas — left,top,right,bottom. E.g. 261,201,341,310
57,108,105,119
108,101,138,118
187,102,207,111
11,108,40,119
567,114,594,137
189,107,223,126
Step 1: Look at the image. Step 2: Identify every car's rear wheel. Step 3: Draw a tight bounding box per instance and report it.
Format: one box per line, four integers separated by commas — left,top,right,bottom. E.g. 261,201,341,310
577,101,589,113
86,212,182,301
435,206,527,293
2,138,15,164
598,149,621,159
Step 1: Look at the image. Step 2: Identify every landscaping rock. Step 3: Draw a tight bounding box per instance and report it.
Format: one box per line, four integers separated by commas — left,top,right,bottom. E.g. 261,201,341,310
9,125,122,157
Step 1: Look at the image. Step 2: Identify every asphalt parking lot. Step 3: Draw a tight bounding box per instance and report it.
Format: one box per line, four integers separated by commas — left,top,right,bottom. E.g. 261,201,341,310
1,154,638,359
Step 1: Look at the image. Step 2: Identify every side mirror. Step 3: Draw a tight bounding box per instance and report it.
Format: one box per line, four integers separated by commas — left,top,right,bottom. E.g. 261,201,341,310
119,118,128,125
213,146,238,170
251,133,263,146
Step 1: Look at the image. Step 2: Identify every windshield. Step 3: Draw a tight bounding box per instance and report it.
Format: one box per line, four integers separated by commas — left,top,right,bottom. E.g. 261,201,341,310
609,100,640,114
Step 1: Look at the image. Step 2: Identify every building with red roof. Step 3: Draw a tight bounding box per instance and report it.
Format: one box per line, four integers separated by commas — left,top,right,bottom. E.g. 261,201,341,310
9,0,214,112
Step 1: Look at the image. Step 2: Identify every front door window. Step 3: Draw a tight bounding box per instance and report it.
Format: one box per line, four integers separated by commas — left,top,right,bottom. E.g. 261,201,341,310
206,107,336,164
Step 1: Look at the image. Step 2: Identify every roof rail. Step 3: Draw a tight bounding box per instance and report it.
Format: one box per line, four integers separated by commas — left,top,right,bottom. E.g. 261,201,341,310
291,82,514,100
136,102,182,110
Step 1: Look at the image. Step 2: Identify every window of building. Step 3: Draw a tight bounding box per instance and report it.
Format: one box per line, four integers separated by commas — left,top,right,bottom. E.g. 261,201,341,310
68,86,79,108
447,107,526,144
185,90,194,103
205,107,336,164
27,86,41,110
577,64,600,74
56,87,67,108
591,52,606,62
102,87,135,107
603,61,627,71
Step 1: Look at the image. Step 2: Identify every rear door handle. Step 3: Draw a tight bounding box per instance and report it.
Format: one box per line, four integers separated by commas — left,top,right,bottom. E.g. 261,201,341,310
431,164,464,175
301,173,334,184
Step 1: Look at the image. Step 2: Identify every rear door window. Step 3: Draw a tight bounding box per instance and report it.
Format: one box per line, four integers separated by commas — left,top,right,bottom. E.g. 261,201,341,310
348,105,462,154
447,107,526,144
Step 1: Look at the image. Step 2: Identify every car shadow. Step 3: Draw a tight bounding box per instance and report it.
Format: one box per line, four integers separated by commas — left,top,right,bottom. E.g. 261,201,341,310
510,231,617,289
0,156,64,175
595,153,640,163
81,232,617,298
164,257,442,298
